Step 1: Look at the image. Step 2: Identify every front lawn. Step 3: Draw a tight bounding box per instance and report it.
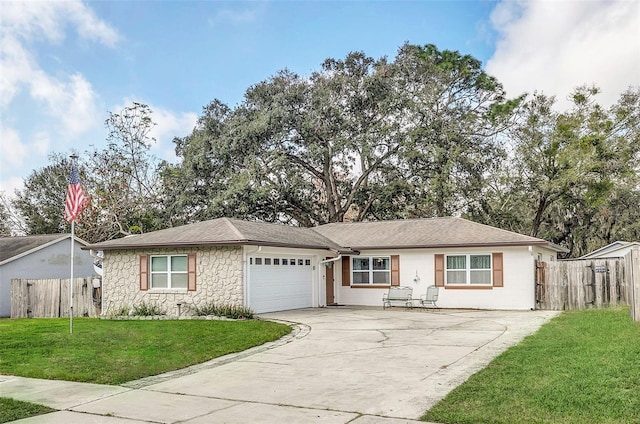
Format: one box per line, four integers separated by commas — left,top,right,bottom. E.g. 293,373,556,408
0,397,56,423
0,318,291,385
423,307,640,424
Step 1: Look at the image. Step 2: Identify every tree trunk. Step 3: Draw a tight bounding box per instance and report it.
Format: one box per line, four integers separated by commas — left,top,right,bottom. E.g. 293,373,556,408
530,194,549,237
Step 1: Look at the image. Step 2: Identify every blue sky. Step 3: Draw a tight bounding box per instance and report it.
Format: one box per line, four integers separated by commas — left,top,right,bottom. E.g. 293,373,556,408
1,0,639,198
87,1,497,111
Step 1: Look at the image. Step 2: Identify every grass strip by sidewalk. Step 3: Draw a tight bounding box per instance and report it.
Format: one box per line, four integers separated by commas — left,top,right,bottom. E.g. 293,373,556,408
0,397,56,423
0,318,291,385
423,307,640,424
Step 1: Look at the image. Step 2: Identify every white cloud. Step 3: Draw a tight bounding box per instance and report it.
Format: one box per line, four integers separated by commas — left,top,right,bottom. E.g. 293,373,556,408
0,0,119,127
2,1,70,44
0,176,26,198
65,1,121,47
32,131,52,156
0,125,53,198
0,126,28,171
149,107,198,160
27,70,100,136
0,126,51,194
0,1,120,197
1,0,120,46
208,4,265,26
0,33,38,108
109,98,198,162
486,0,640,109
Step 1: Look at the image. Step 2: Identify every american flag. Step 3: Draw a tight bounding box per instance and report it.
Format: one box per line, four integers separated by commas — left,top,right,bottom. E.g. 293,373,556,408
64,163,88,222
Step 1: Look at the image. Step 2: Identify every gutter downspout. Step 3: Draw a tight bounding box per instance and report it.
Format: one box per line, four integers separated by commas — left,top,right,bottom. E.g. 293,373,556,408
318,255,342,307
319,255,342,266
89,249,104,316
244,246,262,310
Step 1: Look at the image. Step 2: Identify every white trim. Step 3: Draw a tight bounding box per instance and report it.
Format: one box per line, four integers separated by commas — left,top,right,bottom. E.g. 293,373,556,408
350,255,391,286
149,254,188,289
244,246,262,309
444,253,492,286
318,255,341,307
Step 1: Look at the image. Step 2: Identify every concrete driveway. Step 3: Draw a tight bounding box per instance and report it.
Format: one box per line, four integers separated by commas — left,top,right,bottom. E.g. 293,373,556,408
3,307,559,423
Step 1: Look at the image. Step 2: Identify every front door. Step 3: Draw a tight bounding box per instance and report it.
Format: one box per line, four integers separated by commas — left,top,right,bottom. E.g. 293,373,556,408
325,259,335,305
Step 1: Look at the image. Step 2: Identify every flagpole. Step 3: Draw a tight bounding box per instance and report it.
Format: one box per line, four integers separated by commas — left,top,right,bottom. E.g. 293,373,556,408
69,152,77,335
66,153,87,335
70,220,74,334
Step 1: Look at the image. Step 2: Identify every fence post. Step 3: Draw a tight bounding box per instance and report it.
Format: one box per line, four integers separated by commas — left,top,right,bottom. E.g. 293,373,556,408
629,249,640,322
535,260,547,309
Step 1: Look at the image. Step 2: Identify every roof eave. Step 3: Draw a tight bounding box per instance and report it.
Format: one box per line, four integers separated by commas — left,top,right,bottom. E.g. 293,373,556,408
84,239,354,253
1,235,89,266
244,240,355,253
343,240,568,252
548,243,570,253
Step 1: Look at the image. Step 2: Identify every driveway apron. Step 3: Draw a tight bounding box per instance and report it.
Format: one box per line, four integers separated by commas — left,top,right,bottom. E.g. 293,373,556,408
4,307,559,423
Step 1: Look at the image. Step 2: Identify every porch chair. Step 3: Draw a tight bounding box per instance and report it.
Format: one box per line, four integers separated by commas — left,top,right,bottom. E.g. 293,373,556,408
382,286,414,309
420,285,439,309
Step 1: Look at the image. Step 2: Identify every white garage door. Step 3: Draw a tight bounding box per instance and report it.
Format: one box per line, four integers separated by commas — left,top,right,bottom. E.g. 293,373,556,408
249,256,313,313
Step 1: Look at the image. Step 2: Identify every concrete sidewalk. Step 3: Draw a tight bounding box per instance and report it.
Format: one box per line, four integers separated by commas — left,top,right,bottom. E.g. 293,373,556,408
2,307,560,423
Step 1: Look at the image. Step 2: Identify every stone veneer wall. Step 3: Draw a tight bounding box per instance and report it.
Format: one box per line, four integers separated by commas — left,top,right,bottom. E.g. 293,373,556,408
102,246,243,317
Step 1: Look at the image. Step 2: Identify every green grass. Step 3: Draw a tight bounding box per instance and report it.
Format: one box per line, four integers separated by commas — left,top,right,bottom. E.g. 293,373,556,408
423,307,640,424
0,318,291,385
0,397,56,423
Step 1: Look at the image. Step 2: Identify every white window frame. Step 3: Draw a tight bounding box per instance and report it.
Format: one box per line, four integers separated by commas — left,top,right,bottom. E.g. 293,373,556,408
445,254,492,286
150,254,188,289
351,256,391,286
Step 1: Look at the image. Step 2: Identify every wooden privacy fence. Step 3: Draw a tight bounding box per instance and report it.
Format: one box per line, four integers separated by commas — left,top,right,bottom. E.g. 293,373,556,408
11,277,101,318
536,258,628,311
535,249,640,321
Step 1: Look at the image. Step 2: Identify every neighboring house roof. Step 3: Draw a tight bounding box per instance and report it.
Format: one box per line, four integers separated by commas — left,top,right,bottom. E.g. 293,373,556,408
0,234,89,266
85,216,567,253
85,217,352,253
314,217,568,252
580,241,640,259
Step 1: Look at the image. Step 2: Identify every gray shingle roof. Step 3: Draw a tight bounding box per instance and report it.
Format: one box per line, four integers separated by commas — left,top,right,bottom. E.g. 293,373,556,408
85,216,566,253
313,217,567,251
86,218,350,253
0,234,81,264
580,241,640,258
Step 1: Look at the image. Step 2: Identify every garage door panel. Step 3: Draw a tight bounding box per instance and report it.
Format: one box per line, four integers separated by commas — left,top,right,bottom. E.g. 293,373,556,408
249,257,313,313
251,266,310,282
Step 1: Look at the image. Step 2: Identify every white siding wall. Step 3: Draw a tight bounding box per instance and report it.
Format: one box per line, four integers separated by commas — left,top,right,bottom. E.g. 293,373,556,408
532,246,559,263
335,246,558,310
